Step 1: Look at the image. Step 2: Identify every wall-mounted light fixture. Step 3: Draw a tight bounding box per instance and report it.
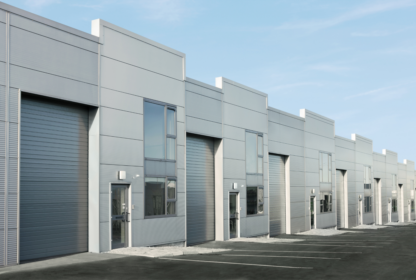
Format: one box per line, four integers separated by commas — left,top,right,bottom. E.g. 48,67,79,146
233,183,238,189
118,171,126,180
311,189,315,194
359,195,362,201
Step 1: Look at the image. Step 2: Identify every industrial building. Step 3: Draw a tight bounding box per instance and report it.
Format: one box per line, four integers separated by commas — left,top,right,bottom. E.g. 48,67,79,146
0,1,414,266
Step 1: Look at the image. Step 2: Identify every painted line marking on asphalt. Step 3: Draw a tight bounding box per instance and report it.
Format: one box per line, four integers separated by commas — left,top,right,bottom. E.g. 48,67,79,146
305,241,391,244
159,258,313,269
231,250,362,254
301,240,392,242
220,254,341,260
271,243,380,248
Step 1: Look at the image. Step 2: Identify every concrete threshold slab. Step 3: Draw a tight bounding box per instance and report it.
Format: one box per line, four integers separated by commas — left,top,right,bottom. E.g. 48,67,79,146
354,225,389,230
228,237,304,244
107,246,230,258
295,229,363,236
0,252,126,275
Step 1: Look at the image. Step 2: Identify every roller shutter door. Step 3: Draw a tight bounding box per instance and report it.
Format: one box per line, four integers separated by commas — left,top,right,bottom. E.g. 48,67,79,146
269,154,285,236
20,95,88,261
186,135,215,245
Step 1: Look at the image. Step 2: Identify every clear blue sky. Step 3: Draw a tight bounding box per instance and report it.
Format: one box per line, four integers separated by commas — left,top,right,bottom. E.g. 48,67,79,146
6,0,416,162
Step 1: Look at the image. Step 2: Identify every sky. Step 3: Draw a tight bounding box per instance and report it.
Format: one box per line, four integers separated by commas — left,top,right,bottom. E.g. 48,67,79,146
5,0,416,162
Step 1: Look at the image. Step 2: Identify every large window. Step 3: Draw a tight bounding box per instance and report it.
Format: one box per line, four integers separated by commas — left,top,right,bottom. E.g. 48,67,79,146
246,132,263,174
411,200,415,213
247,186,264,215
144,101,176,160
145,177,176,217
364,166,371,189
392,199,397,213
364,196,372,213
320,192,332,213
319,152,332,183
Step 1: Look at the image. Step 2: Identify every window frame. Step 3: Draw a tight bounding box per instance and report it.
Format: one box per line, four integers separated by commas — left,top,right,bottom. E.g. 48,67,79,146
144,99,177,162
246,186,264,216
364,166,371,189
245,130,264,176
320,192,332,213
144,176,177,219
364,196,372,213
319,152,332,183
392,198,397,213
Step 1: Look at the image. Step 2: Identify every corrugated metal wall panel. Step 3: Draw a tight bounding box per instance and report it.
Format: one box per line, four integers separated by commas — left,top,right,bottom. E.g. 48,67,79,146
186,135,215,245
0,230,4,266
0,22,5,62
8,88,19,123
336,170,344,228
269,154,285,236
8,124,18,158
0,86,5,121
20,95,88,261
0,121,5,157
0,62,5,86
7,229,17,265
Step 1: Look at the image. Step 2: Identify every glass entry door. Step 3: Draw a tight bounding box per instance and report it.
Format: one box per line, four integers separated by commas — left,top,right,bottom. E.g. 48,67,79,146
229,193,239,239
310,197,315,229
112,185,129,249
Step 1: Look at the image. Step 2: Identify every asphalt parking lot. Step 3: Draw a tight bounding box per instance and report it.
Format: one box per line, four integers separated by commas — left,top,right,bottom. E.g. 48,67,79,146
1,223,416,280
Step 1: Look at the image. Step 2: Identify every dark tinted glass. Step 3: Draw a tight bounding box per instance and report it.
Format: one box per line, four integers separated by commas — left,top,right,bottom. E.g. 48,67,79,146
145,178,165,216
247,187,258,215
144,102,165,159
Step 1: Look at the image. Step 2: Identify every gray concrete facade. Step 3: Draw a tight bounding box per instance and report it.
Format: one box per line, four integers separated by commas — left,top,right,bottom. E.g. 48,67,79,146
0,1,415,267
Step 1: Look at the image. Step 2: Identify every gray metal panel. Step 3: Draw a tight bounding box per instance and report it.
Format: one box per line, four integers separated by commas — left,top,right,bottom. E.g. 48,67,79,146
102,27,183,81
186,116,222,138
8,124,18,158
186,135,215,245
0,22,5,62
9,88,19,123
100,136,142,166
133,217,185,247
0,230,3,266
9,13,98,49
185,91,222,123
7,229,17,265
336,170,344,228
101,88,143,115
0,86,5,121
0,62,5,85
101,107,143,140
0,9,5,23
100,57,184,107
269,154,286,236
10,26,98,85
10,65,98,106
20,95,88,261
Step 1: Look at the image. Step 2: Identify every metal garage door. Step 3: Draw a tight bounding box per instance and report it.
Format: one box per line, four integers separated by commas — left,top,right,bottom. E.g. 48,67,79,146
186,134,215,245
336,170,345,229
20,95,88,261
269,154,285,236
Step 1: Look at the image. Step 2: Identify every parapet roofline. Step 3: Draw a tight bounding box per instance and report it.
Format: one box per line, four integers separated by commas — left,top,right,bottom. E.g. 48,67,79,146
0,1,98,42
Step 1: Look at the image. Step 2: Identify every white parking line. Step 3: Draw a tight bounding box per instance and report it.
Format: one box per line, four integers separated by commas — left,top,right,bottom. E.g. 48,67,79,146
159,258,313,269
273,243,380,248
306,241,391,244
231,250,361,254
220,254,340,260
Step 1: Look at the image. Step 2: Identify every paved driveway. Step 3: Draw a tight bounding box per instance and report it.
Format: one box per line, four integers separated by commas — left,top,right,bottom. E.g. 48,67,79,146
1,224,416,280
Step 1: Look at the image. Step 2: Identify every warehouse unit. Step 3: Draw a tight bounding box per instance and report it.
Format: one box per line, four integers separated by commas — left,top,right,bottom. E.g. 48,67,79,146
0,1,416,267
